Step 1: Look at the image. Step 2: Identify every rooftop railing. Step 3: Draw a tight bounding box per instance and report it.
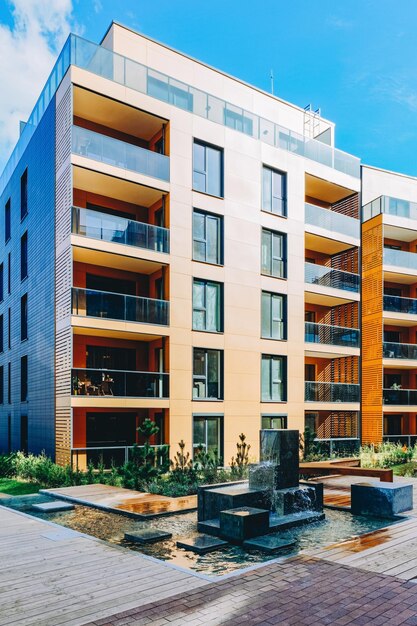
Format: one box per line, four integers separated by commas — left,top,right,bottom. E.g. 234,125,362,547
305,203,360,239
72,125,170,181
0,33,360,196
305,262,360,293
363,195,417,222
72,287,169,326
72,206,169,253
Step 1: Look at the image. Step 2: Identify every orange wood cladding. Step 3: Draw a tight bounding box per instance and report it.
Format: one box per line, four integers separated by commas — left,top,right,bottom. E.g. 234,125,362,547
361,214,384,444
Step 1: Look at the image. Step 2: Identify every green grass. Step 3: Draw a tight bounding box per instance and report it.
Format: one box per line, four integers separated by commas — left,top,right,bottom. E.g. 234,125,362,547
0,478,43,495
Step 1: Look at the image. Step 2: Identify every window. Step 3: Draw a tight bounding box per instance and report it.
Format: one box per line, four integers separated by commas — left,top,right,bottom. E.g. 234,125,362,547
21,356,28,401
0,263,3,302
261,354,286,402
193,210,223,265
193,415,223,462
7,415,11,453
20,415,28,454
0,366,3,404
7,308,11,350
7,253,11,294
262,166,287,216
193,140,223,197
21,294,28,341
7,362,11,404
0,315,3,353
192,279,223,332
261,415,287,430
261,292,286,340
5,199,10,242
21,169,28,219
261,229,286,278
21,232,28,280
193,348,223,400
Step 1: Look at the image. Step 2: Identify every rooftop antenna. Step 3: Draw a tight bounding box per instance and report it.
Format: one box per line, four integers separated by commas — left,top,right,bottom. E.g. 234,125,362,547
270,69,274,95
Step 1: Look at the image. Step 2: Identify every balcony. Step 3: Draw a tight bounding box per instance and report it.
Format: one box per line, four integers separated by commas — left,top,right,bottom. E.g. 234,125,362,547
72,206,169,253
363,195,417,222
72,125,170,182
305,262,359,293
72,288,169,326
383,342,417,360
305,382,360,403
305,204,359,239
71,444,168,468
71,368,169,398
384,248,417,272
383,389,417,405
383,294,417,316
305,322,359,348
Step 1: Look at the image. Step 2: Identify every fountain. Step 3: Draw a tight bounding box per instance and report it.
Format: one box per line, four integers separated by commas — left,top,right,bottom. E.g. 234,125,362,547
195,429,324,550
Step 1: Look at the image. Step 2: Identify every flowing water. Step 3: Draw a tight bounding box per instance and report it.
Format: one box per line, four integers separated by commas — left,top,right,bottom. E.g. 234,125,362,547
3,493,403,577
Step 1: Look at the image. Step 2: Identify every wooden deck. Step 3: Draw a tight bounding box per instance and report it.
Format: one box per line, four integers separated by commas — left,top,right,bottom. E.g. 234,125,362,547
0,505,206,626
41,484,197,518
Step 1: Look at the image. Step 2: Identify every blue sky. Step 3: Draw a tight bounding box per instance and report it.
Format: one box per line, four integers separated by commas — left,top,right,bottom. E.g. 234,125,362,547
1,0,417,176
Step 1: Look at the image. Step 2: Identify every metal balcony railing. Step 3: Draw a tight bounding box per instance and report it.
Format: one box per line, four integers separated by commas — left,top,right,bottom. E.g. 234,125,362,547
72,287,169,326
305,381,360,403
305,322,359,347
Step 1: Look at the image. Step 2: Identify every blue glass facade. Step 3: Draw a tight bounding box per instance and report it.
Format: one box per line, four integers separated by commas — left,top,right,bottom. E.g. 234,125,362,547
0,99,56,457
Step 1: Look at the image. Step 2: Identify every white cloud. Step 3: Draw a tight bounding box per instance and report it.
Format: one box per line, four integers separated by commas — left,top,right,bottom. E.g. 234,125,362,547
0,0,75,170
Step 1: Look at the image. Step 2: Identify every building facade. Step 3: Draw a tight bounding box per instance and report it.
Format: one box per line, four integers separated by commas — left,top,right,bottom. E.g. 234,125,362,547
0,21,410,466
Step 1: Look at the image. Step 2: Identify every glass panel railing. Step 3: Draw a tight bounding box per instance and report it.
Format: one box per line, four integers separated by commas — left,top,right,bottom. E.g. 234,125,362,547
383,389,417,405
72,206,169,253
363,195,417,223
383,435,417,447
72,288,169,326
305,382,360,403
305,204,359,239
71,368,169,398
305,322,359,347
72,125,170,181
305,262,359,293
383,342,417,360
71,444,169,469
383,295,417,315
384,248,417,272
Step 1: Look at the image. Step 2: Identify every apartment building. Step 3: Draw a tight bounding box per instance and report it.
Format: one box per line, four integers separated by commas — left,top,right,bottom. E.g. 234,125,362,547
0,22,370,466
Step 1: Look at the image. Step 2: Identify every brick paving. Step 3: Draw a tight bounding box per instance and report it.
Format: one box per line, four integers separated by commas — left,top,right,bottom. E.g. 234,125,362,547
82,556,417,626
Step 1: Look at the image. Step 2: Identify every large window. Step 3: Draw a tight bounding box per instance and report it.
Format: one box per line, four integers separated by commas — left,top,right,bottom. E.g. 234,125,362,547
261,414,287,430
262,166,287,216
0,263,3,302
21,169,28,220
0,366,3,404
261,354,286,402
193,279,223,332
0,315,3,353
7,253,11,294
21,232,28,280
193,209,223,265
21,356,28,402
261,292,286,340
7,308,11,350
5,199,10,242
261,229,286,278
193,348,223,400
193,415,223,462
21,294,28,341
7,362,11,404
193,140,223,197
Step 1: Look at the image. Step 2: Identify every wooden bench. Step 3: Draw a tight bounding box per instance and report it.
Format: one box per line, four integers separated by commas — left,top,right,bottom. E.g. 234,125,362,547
299,460,393,483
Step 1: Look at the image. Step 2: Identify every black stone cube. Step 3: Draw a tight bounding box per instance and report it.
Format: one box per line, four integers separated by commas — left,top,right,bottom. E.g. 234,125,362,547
219,506,269,543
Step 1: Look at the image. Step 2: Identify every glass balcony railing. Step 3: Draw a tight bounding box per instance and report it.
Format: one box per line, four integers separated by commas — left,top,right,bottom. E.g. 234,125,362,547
0,33,360,197
305,204,360,239
305,262,359,293
383,389,417,405
383,342,417,360
71,368,169,398
384,248,417,272
72,206,169,253
363,195,417,222
71,444,169,469
305,382,360,403
383,294,417,316
72,125,170,181
305,322,360,347
72,288,169,326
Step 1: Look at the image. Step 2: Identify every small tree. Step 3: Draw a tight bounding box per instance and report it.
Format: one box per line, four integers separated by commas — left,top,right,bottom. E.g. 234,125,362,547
230,433,251,478
171,440,193,473
122,419,161,489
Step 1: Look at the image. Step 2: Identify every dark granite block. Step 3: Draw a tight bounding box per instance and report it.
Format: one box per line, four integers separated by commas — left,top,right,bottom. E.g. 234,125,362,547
197,518,221,537
220,506,269,542
351,482,413,518
259,429,299,489
124,529,172,544
176,535,228,554
243,535,297,553
272,485,320,515
32,501,74,513
269,511,325,531
202,485,269,522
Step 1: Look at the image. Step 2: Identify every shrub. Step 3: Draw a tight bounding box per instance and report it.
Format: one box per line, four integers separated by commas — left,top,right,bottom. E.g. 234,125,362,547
230,433,251,479
360,442,413,468
0,453,17,478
